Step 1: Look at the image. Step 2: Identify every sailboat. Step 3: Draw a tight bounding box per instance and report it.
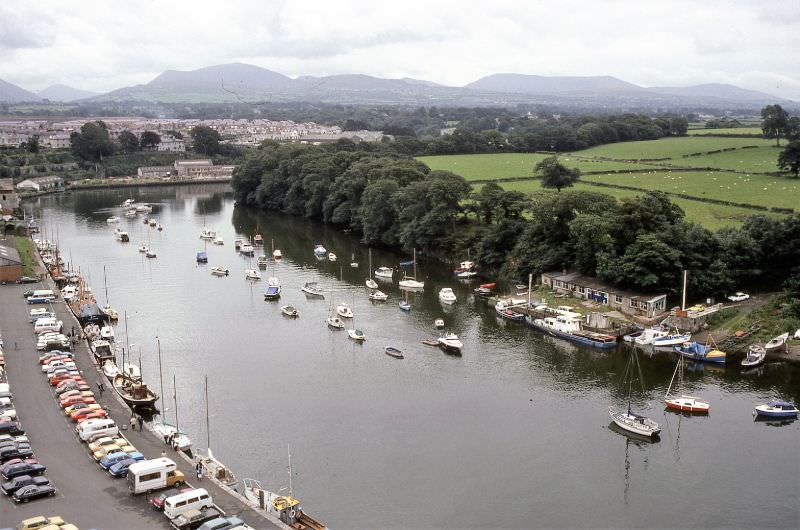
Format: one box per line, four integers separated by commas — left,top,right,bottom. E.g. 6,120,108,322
347,293,366,341
264,258,281,300
244,249,261,280
350,253,359,268
365,249,378,289
399,248,424,290
399,290,411,311
664,353,710,413
101,266,119,320
197,375,237,487
151,340,192,451
326,290,344,329
272,239,282,260
145,228,157,258
112,313,159,409
609,350,661,439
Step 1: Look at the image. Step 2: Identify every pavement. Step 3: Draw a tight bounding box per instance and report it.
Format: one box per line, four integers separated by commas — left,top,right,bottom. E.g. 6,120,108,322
0,277,283,529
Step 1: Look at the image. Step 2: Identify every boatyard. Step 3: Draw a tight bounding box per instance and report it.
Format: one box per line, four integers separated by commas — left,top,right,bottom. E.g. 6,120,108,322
2,183,798,529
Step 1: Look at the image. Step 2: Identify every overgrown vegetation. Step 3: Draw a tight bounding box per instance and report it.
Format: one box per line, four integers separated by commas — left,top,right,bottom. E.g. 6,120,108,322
14,236,37,277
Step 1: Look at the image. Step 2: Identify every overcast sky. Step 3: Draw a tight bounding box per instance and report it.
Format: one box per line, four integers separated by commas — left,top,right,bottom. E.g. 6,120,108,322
1,0,798,99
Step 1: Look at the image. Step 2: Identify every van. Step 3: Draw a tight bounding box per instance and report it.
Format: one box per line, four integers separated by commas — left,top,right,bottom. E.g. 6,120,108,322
127,457,186,495
163,488,213,520
26,290,56,304
34,317,63,335
76,418,118,441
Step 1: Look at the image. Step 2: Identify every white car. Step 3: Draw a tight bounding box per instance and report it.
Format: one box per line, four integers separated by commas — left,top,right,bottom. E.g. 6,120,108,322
727,292,750,302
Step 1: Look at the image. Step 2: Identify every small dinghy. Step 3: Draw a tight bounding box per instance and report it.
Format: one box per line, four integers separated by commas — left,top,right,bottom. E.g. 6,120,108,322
348,329,366,341
754,400,798,419
328,252,337,262
741,344,766,368
245,269,261,280
327,316,344,329
280,305,299,318
421,339,440,347
473,282,496,296
399,300,411,312
302,282,325,297
211,266,229,276
434,318,445,329
764,332,789,352
366,279,378,289
384,346,404,359
369,290,388,302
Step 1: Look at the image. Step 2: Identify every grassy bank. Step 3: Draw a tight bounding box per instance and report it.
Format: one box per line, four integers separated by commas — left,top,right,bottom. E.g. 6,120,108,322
14,236,37,277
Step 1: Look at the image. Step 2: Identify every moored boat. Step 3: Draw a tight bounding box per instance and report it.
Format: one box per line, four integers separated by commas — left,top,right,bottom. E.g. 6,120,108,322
313,244,327,257
196,251,208,264
366,279,378,289
609,406,661,438
112,374,158,409
106,216,119,224
348,328,366,341
473,282,496,296
116,230,130,242
374,267,394,279
438,332,463,352
245,268,261,280
652,331,691,347
280,305,299,318
326,316,344,329
213,236,224,245
384,346,404,359
369,290,388,301
764,332,789,352
438,288,457,304
753,400,798,418
742,344,766,368
528,313,617,349
336,303,353,318
254,234,263,245
151,422,192,452
210,266,229,276
664,352,710,413
145,250,157,258
634,328,668,345
264,277,281,300
434,318,445,329
495,301,525,322
199,227,216,240
257,255,269,268
674,339,726,364
301,282,325,297
273,249,282,260
328,252,337,262
240,243,255,256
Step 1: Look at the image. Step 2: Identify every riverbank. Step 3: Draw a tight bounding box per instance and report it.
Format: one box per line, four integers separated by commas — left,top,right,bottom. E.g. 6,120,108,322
18,176,232,199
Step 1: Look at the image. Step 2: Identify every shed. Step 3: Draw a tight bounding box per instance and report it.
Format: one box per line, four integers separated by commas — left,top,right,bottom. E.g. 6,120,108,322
0,239,22,282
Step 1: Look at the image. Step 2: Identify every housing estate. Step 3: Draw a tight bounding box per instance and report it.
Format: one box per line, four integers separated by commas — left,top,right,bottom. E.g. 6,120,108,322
16,176,65,192
137,159,235,179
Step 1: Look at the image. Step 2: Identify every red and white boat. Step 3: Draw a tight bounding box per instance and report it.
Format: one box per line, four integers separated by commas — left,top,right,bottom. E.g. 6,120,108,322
664,353,710,413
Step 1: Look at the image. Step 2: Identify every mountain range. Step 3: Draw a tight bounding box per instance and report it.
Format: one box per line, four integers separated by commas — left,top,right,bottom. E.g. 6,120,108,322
0,63,793,109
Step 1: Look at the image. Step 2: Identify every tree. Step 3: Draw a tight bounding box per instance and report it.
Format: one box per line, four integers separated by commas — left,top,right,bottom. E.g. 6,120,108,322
165,129,183,139
190,126,222,156
761,104,789,146
614,234,682,291
140,131,161,150
475,183,503,224
778,141,800,177
21,136,39,153
535,156,580,191
70,120,114,162
117,130,139,153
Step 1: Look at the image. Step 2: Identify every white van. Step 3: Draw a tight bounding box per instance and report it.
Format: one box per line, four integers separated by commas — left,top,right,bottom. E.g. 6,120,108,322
76,418,118,441
127,457,186,495
34,317,63,334
163,488,213,520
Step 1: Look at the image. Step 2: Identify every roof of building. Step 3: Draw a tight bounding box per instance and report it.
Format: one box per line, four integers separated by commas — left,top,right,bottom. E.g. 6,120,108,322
0,178,14,191
0,239,22,265
542,271,665,303
17,176,63,186
175,159,212,167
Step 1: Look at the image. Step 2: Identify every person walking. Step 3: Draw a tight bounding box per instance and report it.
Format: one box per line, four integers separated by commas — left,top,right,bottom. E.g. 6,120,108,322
137,414,143,431
196,461,203,481
97,379,104,397
129,415,136,431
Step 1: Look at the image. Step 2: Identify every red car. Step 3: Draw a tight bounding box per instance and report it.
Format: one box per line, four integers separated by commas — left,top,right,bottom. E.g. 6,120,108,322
60,395,95,408
50,374,80,386
55,379,88,394
41,355,70,366
76,411,107,424
71,408,106,422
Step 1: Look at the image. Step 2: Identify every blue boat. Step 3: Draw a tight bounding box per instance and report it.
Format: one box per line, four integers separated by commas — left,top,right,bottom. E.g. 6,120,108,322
399,300,411,311
754,400,798,418
264,286,281,300
196,251,208,263
526,314,617,349
399,259,415,267
674,341,726,364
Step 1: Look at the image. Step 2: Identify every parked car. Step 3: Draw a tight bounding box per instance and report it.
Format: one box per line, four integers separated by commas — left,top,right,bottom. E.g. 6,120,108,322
1,474,50,495
93,442,135,461
55,379,88,394
108,457,139,477
99,450,144,470
16,276,38,284
0,459,45,480
727,292,750,302
60,394,95,408
0,434,28,445
150,486,194,510
686,304,706,312
197,516,247,530
13,483,57,502
87,436,128,453
0,443,34,461
0,422,24,438
73,409,107,423
15,516,65,530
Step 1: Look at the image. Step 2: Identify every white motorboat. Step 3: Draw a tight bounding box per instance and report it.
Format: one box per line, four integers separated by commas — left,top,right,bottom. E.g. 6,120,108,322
257,255,269,268
210,266,229,276
328,252,337,262
369,290,388,301
135,204,152,213
138,244,148,253
438,332,463,352
434,318,445,329
399,278,425,289
634,328,668,346
273,249,282,259
124,209,137,218
336,303,354,318
100,325,114,340
374,267,394,279
764,332,789,352
240,243,255,256
152,422,192,451
348,328,366,341
281,305,299,318
145,250,157,258
609,406,662,438
213,237,224,245
313,244,327,257
106,216,119,224
200,227,216,240
652,331,691,347
327,316,344,329
102,305,119,320
366,279,378,289
102,360,120,379
245,269,261,280
438,288,457,304
742,344,766,367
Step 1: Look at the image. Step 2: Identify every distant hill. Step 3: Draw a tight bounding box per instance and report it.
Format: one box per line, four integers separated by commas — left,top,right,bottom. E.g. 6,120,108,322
646,83,785,102
38,84,98,102
465,74,645,94
0,78,41,103
88,63,793,109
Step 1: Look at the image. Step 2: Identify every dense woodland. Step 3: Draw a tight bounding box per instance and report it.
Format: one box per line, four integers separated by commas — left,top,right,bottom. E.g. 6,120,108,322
231,140,800,305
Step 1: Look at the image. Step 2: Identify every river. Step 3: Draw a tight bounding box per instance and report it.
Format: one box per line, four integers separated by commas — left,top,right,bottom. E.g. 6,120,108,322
27,184,799,529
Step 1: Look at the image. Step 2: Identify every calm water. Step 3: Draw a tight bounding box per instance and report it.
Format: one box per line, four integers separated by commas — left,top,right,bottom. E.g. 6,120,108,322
28,185,799,529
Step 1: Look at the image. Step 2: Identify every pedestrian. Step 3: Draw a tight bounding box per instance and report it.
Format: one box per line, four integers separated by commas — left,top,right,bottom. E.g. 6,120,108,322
161,449,166,458
129,415,136,431
14,341,17,350
196,461,203,481
137,414,143,431
97,379,104,397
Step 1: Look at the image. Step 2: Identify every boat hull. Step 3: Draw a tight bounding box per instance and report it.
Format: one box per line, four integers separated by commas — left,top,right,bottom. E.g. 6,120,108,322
609,407,661,438
664,397,710,414
754,406,798,418
527,318,617,349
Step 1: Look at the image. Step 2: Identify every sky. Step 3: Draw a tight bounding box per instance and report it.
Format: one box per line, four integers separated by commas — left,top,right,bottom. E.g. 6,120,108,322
1,0,799,99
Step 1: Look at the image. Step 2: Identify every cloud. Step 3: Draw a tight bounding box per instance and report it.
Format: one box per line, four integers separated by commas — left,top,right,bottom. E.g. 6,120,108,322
0,0,798,100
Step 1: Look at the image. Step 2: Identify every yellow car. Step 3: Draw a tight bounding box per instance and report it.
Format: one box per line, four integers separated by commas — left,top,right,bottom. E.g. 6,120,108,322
15,516,66,530
687,304,705,312
92,443,137,461
64,403,101,416
87,436,127,453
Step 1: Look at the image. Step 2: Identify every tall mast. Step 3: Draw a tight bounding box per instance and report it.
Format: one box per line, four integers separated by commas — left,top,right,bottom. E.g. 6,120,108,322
413,248,417,279
103,265,109,306
204,375,211,451
157,338,164,416
288,444,293,497
123,310,130,369
173,374,180,430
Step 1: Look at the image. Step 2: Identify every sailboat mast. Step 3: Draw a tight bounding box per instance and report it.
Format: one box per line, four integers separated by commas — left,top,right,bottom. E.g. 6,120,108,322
157,338,164,414
288,443,293,497
103,265,109,306
204,375,211,450
173,374,180,430
123,311,130,368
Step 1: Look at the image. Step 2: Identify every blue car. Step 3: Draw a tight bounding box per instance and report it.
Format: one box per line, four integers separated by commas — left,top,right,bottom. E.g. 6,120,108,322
99,450,144,470
108,457,139,477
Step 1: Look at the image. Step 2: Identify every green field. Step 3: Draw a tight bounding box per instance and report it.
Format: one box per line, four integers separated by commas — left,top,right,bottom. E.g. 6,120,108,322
667,145,781,173
688,127,763,136
417,153,649,180
572,136,774,160
474,181,779,230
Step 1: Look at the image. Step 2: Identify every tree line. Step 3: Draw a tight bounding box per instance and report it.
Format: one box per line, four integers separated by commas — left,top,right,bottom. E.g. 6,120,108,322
761,104,800,178
232,140,800,300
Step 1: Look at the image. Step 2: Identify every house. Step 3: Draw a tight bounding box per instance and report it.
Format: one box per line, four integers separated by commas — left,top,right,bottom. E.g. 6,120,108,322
137,166,173,178
42,133,71,150
156,136,186,152
15,176,64,192
0,179,19,214
541,271,667,319
173,159,234,178
0,238,23,282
